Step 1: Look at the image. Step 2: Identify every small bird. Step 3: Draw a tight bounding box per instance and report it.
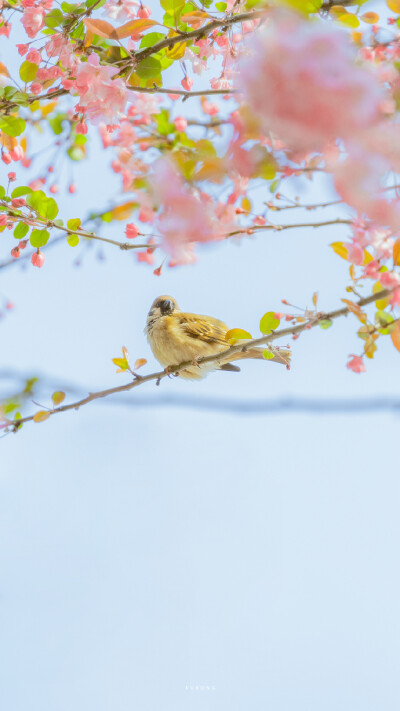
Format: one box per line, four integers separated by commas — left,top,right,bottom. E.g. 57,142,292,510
145,295,290,380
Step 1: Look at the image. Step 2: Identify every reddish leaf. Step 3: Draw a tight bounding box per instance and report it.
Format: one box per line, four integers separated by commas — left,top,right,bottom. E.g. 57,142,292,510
391,321,400,352
134,358,147,369
83,18,119,39
393,238,400,266
33,410,50,423
116,18,158,38
341,298,367,322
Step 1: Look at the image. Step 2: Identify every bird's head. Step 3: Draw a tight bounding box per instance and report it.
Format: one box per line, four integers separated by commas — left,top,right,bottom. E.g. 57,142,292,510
147,295,179,322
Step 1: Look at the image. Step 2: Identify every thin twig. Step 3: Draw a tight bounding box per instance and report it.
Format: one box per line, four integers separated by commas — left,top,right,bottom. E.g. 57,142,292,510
6,288,393,431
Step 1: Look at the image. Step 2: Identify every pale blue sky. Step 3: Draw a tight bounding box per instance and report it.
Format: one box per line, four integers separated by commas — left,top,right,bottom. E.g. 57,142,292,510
1,5,400,710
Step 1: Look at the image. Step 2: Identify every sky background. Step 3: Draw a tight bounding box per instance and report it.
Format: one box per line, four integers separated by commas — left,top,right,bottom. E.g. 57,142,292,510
1,3,400,710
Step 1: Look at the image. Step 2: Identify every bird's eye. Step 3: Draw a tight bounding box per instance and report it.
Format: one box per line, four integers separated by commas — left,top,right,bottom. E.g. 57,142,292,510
160,299,174,315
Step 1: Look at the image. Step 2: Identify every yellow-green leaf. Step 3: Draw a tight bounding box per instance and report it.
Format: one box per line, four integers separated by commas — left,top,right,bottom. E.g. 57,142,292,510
225,328,252,343
373,281,389,310
112,357,129,370
331,241,349,260
259,312,280,334
387,0,400,14
52,391,65,406
263,349,275,360
338,12,359,27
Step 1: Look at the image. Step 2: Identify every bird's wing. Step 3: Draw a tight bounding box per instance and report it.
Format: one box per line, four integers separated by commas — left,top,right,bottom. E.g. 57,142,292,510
178,313,229,346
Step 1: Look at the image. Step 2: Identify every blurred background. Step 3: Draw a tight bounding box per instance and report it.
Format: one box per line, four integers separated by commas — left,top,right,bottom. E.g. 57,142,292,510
1,3,400,709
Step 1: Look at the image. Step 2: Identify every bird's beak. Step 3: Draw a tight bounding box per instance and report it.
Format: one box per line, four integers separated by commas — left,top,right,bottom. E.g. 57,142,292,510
163,299,175,314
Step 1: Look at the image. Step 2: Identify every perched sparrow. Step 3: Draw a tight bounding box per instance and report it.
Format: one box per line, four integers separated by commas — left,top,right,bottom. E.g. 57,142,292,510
145,295,290,380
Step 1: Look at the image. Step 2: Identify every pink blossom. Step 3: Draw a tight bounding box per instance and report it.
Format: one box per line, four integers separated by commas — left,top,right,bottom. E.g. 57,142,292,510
10,146,24,161
137,250,154,265
30,82,42,95
21,5,45,38
347,355,366,373
75,119,87,135
0,21,11,37
202,100,219,116
8,171,16,181
174,116,187,132
104,0,138,21
26,48,41,64
390,288,400,306
1,152,12,165
181,77,193,91
74,53,128,125
16,44,29,55
125,223,139,239
0,214,8,226
334,146,400,232
137,5,151,18
238,11,382,152
31,250,45,267
150,159,215,258
379,270,400,289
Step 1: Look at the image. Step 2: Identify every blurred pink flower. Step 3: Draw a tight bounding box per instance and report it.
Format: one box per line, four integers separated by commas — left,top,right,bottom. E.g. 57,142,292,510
151,159,215,258
21,5,45,38
347,355,366,373
74,53,128,126
238,11,382,152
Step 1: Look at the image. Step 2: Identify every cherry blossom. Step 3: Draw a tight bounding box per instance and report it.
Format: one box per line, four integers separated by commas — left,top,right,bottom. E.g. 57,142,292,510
238,10,382,152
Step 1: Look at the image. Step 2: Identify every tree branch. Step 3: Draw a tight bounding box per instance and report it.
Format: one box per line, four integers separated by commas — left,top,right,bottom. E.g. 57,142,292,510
5,288,393,432
130,9,268,65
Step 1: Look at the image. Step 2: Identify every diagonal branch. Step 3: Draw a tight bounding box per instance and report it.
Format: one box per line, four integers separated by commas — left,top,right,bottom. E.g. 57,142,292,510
5,288,394,432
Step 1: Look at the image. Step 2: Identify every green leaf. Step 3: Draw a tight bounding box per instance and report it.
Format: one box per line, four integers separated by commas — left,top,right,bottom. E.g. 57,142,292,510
44,8,63,28
161,0,186,12
19,61,38,83
259,311,280,334
140,31,165,48
375,310,394,334
215,1,227,9
11,186,32,198
67,234,79,247
49,113,68,135
67,145,86,161
30,229,50,248
41,197,59,219
27,193,58,219
67,218,81,231
0,115,26,137
0,186,5,199
13,222,29,240
26,190,46,212
262,349,275,360
136,56,162,82
319,319,333,329
155,108,175,135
